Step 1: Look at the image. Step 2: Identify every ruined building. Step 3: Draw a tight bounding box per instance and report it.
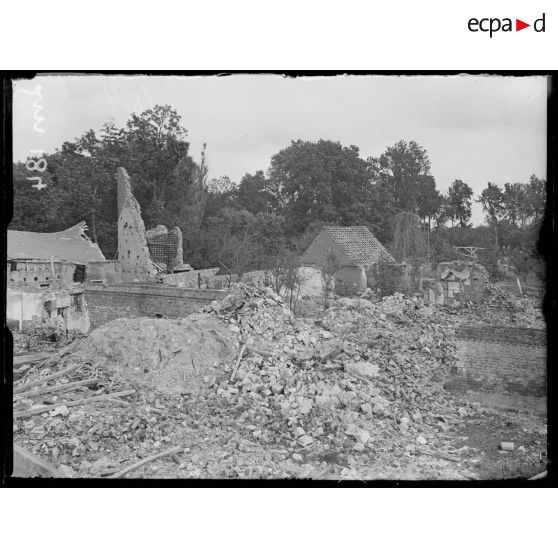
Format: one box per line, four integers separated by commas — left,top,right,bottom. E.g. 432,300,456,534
84,167,225,329
428,261,489,305
146,225,188,273
7,222,103,333
116,167,159,282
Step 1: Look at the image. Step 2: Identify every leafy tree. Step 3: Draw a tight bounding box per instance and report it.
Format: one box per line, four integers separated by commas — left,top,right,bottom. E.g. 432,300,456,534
478,182,505,252
268,140,373,235
393,212,427,262
124,105,190,215
526,174,546,224
416,175,442,227
446,179,473,227
370,140,434,213
235,171,277,215
207,176,235,195
503,182,528,227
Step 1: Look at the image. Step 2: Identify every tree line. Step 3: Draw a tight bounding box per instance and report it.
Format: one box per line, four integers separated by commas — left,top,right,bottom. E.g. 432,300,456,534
11,104,546,279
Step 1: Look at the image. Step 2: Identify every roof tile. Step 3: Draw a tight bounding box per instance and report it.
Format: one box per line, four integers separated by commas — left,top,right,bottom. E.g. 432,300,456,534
323,226,394,265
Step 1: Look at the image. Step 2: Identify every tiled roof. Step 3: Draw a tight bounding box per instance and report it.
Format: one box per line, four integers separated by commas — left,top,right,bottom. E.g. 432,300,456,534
8,222,105,263
324,226,394,265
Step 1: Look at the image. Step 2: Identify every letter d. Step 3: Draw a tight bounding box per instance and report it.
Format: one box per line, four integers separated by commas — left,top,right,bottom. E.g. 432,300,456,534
534,13,545,32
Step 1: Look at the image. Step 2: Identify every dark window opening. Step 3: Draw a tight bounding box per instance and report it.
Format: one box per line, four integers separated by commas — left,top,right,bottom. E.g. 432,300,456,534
73,265,85,283
34,277,38,281
155,313,164,318
44,301,52,317
10,261,17,271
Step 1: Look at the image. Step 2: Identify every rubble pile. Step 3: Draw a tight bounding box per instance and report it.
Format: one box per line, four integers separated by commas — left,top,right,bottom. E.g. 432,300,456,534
12,282,546,479
69,315,237,394
452,285,545,329
205,285,466,455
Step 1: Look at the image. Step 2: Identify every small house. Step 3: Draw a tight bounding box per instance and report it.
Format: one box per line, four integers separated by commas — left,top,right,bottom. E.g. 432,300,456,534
301,226,395,292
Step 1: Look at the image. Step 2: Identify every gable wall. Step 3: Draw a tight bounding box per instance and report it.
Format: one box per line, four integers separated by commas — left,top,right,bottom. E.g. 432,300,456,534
301,231,352,267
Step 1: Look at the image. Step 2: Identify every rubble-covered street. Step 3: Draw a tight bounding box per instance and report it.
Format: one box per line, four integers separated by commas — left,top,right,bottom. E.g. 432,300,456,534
12,285,547,480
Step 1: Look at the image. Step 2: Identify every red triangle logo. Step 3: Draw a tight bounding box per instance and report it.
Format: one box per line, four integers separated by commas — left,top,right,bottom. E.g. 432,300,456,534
516,19,530,31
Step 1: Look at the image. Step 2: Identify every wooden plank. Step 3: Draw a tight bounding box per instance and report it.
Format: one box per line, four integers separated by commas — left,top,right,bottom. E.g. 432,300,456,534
230,344,247,382
13,364,83,394
16,378,100,399
13,389,136,419
107,446,184,479
23,340,81,376
13,352,51,367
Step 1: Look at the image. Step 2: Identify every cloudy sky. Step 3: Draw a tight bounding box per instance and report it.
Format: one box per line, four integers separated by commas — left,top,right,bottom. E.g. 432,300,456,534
13,73,547,225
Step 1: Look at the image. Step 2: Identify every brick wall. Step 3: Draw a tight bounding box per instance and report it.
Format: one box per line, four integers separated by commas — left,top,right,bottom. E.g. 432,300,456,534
84,284,227,330
445,326,546,397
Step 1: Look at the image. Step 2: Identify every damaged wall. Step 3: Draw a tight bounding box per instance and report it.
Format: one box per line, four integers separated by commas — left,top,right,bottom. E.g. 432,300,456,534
7,285,89,333
117,168,158,282
146,225,186,272
430,261,488,305
85,260,123,284
85,284,227,329
335,266,367,293
8,260,78,286
445,326,546,397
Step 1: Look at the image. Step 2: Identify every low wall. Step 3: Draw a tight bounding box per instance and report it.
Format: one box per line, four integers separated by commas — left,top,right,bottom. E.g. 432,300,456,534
446,326,546,397
84,283,227,330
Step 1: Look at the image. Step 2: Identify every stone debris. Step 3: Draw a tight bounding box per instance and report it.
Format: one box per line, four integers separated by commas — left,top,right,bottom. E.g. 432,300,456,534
69,314,237,394
11,282,547,479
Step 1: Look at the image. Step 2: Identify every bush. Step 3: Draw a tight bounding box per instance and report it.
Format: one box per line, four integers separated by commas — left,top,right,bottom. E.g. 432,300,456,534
335,280,360,297
35,315,66,342
369,258,404,297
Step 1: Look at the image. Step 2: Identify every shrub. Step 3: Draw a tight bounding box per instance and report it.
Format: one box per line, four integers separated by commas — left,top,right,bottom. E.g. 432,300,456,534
369,258,404,297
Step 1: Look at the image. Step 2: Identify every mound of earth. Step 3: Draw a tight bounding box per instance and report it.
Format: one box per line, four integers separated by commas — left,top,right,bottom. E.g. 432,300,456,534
72,314,237,394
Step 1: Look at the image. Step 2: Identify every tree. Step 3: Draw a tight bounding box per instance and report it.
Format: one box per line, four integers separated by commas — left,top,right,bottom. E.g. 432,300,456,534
446,180,473,227
207,176,235,195
393,212,427,262
124,105,191,224
525,174,546,225
370,140,434,213
416,175,443,227
478,182,505,253
503,182,528,227
205,209,261,278
235,171,277,215
268,140,372,235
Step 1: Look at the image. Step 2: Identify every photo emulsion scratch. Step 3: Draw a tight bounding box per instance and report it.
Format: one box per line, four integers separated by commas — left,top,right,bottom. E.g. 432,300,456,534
9,73,548,481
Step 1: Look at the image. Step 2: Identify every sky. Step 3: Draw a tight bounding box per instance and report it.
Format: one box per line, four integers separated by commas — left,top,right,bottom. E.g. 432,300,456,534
13,73,548,225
